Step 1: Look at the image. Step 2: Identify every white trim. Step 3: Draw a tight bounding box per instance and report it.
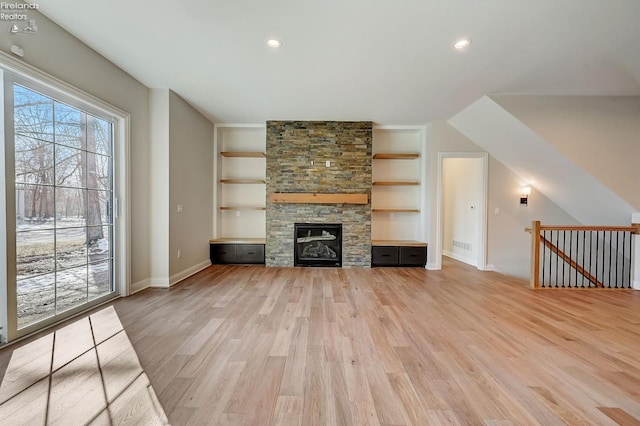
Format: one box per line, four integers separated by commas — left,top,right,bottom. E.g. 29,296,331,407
0,68,7,343
149,277,170,288
0,51,129,119
436,152,488,271
0,52,131,341
443,250,477,267
214,123,265,128
373,124,427,131
483,264,495,272
169,260,211,287
426,262,439,270
130,278,151,294
150,260,211,288
633,280,640,290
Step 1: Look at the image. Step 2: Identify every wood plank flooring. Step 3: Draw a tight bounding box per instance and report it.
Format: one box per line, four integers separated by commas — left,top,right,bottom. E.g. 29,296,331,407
0,306,168,425
4,257,640,425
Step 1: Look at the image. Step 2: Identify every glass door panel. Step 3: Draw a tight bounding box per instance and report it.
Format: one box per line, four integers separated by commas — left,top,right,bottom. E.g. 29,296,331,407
13,83,115,330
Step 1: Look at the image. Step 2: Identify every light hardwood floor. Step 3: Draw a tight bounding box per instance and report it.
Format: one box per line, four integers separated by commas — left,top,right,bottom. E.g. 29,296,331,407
3,258,640,425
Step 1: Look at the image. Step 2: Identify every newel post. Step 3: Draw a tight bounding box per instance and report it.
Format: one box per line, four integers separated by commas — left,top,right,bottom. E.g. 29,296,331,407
530,220,541,289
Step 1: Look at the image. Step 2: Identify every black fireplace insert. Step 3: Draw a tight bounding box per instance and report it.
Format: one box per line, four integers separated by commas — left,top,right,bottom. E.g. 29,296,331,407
294,223,342,267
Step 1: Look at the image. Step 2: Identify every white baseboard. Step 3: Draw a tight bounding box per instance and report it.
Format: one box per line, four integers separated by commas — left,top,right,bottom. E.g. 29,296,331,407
633,279,640,290
149,277,170,288
481,264,495,271
147,260,211,289
426,262,440,270
169,260,211,287
443,250,477,267
130,278,150,294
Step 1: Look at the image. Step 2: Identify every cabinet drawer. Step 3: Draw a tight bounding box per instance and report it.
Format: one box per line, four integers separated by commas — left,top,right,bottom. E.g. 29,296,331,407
399,246,427,266
236,244,265,264
210,244,236,264
372,246,399,265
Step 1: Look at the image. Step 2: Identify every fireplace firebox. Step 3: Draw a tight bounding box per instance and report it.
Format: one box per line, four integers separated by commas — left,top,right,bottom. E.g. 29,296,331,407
294,223,342,267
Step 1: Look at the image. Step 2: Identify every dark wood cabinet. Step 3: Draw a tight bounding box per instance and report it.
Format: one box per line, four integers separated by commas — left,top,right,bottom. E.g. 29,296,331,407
371,246,399,265
371,241,427,267
210,239,265,264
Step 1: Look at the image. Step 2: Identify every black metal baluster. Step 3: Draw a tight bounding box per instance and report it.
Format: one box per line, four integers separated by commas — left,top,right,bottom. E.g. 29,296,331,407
562,230,567,288
570,230,574,287
582,230,586,288
595,231,599,288
551,231,560,287
627,231,632,289
542,230,546,288
615,231,620,288
604,231,609,288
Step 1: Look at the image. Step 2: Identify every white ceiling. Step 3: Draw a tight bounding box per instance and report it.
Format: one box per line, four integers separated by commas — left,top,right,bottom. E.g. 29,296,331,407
37,0,640,124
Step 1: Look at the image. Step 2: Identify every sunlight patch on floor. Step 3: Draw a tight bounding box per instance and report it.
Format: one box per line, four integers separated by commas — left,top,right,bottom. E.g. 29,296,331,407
0,306,169,425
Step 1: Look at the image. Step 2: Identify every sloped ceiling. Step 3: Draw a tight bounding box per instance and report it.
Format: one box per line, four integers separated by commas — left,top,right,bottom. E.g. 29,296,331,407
449,96,637,225
34,0,640,124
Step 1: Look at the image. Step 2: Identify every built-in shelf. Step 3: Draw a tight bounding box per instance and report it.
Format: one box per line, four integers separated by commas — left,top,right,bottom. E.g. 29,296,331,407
220,206,266,211
210,238,266,244
220,151,265,158
372,209,420,213
372,181,419,186
269,193,368,204
373,153,419,160
372,240,428,247
220,179,266,184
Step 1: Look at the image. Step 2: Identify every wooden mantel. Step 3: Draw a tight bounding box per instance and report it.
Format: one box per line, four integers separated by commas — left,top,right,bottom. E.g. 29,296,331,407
269,193,368,204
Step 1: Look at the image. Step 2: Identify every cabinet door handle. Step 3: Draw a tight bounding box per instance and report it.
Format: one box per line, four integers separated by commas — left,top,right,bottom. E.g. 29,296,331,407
382,254,391,257
247,251,255,255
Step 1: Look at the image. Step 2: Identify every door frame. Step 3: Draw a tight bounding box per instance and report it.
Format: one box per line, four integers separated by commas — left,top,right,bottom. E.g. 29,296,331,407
0,51,130,343
435,152,488,270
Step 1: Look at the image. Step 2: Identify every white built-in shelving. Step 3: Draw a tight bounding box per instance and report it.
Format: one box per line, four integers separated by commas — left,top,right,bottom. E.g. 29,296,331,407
371,126,426,241
213,125,266,239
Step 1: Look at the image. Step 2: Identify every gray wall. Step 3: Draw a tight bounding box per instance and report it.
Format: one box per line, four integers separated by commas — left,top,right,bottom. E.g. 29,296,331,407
426,121,578,279
149,89,214,286
492,95,640,210
168,91,214,279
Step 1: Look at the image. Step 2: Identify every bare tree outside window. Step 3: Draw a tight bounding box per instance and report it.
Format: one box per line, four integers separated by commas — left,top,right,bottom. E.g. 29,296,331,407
14,84,114,328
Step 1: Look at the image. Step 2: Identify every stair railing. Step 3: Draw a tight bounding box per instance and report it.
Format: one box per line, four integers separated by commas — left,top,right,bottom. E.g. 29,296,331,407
526,221,640,289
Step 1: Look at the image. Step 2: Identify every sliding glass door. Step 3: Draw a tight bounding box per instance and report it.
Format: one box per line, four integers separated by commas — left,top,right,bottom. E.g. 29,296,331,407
13,83,114,329
1,64,126,341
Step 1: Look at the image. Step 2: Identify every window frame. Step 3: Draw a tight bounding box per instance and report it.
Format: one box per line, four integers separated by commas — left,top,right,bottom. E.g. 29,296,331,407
0,51,130,343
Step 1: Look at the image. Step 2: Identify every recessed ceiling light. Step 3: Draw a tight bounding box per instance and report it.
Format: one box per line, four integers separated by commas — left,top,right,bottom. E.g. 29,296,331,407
454,38,472,50
266,38,282,48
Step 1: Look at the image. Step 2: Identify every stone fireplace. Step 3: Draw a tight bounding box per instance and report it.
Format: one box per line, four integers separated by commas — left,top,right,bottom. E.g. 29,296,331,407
266,121,372,267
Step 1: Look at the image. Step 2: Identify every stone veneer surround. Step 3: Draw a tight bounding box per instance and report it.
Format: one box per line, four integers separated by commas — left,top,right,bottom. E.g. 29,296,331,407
266,121,372,267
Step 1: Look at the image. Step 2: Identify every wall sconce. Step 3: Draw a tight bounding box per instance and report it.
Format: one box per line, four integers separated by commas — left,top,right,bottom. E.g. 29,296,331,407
520,186,531,206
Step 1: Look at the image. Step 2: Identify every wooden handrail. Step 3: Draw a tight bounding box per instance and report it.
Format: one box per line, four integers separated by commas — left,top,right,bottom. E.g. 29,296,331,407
526,225,639,233
527,220,636,289
538,234,603,288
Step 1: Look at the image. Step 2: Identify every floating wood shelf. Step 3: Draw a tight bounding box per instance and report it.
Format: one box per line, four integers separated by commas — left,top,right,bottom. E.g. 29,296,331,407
269,193,368,204
372,208,420,213
373,153,419,160
372,240,428,247
372,181,419,186
220,151,265,158
220,179,266,184
220,206,266,211
209,238,266,244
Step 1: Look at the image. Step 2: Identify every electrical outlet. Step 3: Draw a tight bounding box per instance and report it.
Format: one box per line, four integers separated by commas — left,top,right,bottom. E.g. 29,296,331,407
177,204,183,213
325,160,330,167
177,249,181,259
494,207,500,215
